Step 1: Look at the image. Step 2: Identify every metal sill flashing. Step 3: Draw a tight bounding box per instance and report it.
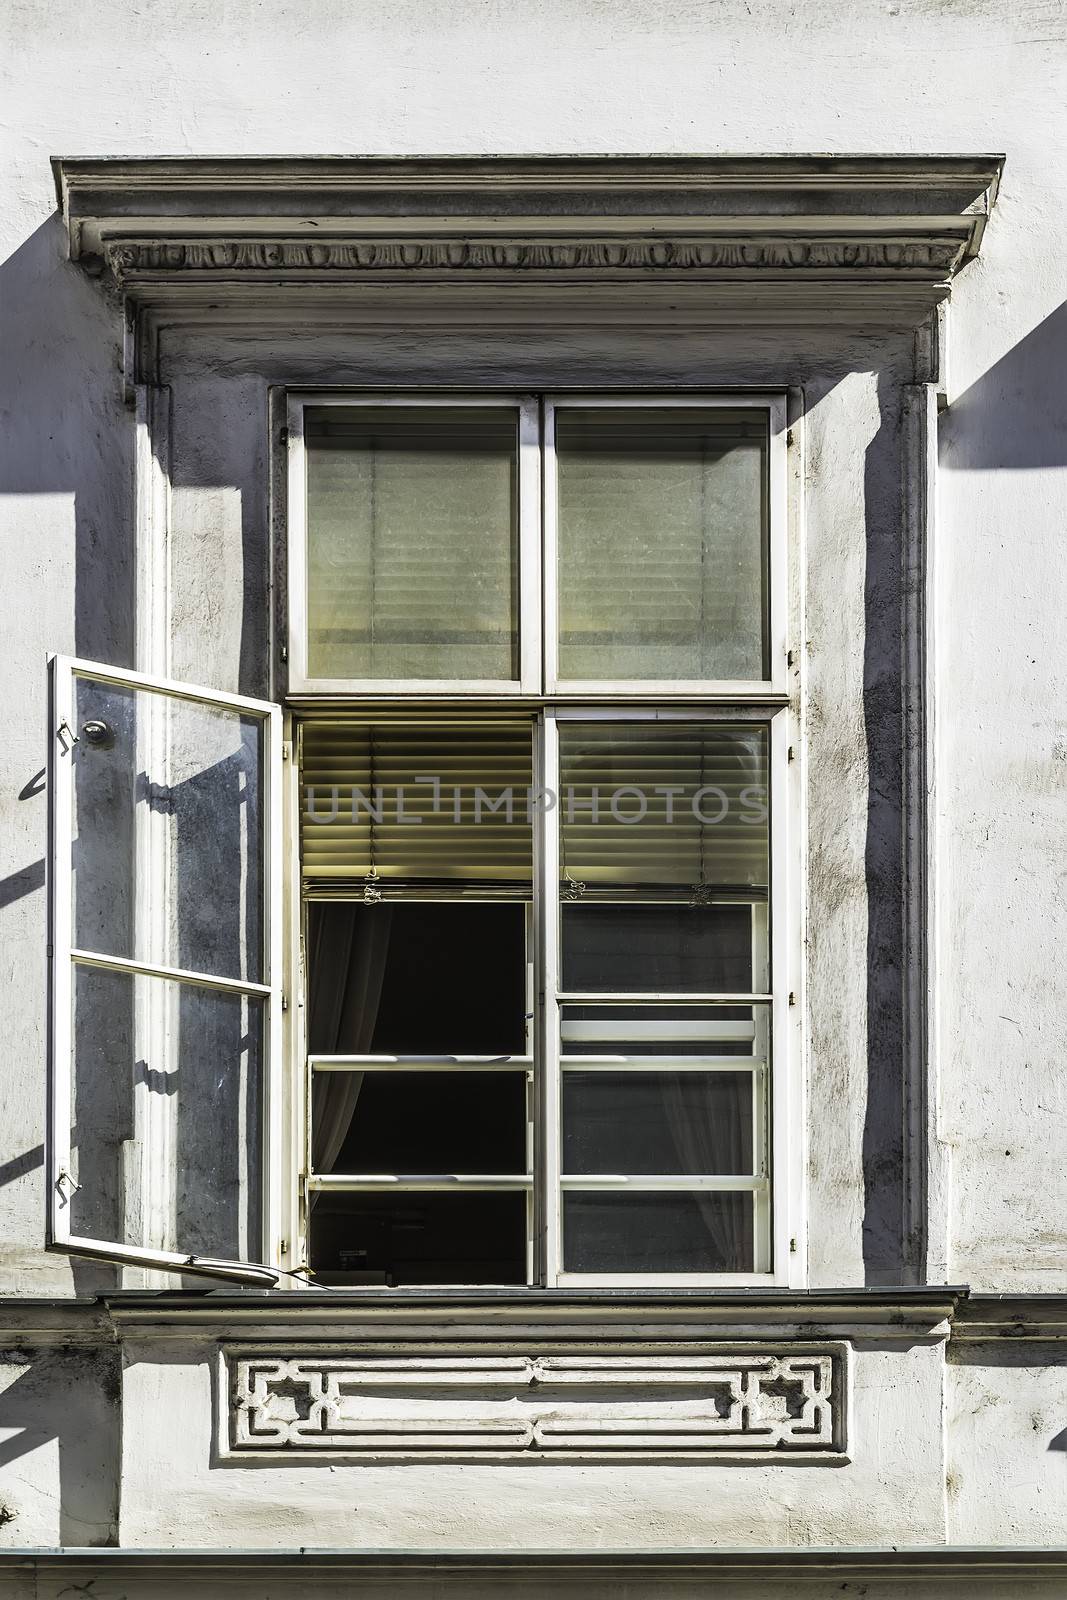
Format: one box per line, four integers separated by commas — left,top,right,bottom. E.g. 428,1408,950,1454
4,1544,1067,1580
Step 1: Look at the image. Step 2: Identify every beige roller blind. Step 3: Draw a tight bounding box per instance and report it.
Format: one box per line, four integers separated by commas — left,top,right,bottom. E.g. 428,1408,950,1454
301,719,534,891
559,722,769,894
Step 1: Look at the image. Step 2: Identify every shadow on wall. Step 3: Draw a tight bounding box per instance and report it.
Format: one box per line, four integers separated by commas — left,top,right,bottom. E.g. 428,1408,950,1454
940,299,1067,470
0,213,135,1299
0,213,136,658
862,370,909,1287
0,1347,121,1544
859,298,1067,1283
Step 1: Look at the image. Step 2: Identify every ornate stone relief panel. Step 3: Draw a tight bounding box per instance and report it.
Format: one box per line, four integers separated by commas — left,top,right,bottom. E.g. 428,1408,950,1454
222,1347,848,1462
104,236,964,279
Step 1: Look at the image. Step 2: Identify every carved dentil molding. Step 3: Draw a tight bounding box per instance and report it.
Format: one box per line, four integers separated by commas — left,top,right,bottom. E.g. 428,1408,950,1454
224,1347,847,1460
105,235,963,279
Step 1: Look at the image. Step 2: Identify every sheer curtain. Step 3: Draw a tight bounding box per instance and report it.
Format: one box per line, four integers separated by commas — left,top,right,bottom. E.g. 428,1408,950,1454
662,1072,750,1269
309,904,393,1176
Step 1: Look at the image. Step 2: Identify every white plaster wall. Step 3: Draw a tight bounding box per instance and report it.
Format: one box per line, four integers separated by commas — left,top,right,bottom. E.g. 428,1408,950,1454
946,1348,1067,1545
116,1337,946,1548
3,0,1065,1297
1,0,1066,1560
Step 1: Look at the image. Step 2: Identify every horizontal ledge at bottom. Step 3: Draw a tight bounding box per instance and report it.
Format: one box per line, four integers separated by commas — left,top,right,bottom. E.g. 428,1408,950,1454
7,1546,1067,1580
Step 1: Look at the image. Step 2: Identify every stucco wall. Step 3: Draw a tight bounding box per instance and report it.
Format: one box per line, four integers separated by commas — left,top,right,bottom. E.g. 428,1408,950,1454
3,0,1065,1299
1,0,1066,1563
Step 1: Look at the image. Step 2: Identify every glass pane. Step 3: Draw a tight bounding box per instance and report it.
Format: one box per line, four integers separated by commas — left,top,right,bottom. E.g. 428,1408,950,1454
558,722,769,894
562,1192,754,1273
71,675,264,982
561,1001,769,1057
555,407,768,681
306,406,519,680
307,903,527,1055
312,1071,528,1175
301,719,533,886
561,903,757,993
562,1071,754,1175
309,1191,527,1285
68,964,263,1261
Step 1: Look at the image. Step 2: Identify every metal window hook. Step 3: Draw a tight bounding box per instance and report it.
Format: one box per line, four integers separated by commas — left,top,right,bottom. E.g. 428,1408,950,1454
57,718,114,751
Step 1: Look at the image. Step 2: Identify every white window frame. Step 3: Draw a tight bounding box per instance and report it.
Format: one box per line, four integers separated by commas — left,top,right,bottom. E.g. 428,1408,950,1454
47,655,284,1285
539,703,795,1288
542,393,788,699
285,388,801,1289
300,896,539,1285
286,392,543,697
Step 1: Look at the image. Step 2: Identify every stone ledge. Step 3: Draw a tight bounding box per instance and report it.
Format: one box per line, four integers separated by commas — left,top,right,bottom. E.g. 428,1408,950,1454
99,1286,962,1346
4,1545,1067,1582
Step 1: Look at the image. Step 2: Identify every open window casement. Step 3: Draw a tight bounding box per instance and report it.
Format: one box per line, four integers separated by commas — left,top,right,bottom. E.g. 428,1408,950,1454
47,657,283,1285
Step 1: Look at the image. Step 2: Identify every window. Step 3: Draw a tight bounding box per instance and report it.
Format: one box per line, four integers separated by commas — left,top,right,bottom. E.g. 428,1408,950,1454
289,396,541,693
47,391,793,1289
300,716,536,1285
289,392,791,1288
47,659,282,1284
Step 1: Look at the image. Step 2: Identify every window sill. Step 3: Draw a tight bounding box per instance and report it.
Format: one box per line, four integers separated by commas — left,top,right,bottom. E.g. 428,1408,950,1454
94,1283,965,1344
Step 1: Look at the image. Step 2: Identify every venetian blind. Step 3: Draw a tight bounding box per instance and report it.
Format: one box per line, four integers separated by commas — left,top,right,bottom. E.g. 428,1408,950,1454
301,719,534,892
558,722,769,894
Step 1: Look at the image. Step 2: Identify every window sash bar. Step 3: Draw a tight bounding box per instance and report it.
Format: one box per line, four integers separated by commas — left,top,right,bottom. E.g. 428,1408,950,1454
562,1020,756,1043
307,1174,534,1191
310,1056,532,1072
50,654,279,717
556,992,772,1005
559,1175,765,1191
61,1232,280,1285
69,947,272,999
560,1058,767,1072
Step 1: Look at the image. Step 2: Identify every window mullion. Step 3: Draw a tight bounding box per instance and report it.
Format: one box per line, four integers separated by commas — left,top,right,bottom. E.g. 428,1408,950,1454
540,709,562,1284
518,396,543,694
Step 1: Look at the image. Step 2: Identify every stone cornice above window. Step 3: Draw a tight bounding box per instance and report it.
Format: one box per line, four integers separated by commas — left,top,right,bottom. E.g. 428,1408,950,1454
53,153,1002,315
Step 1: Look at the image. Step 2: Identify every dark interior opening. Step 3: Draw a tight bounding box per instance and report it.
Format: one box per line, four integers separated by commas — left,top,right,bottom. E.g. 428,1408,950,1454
312,1070,527,1174
306,900,528,1284
561,901,754,992
307,900,527,1055
309,1191,527,1286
